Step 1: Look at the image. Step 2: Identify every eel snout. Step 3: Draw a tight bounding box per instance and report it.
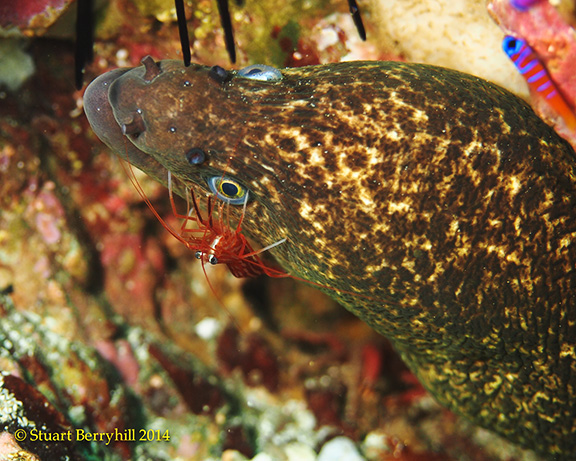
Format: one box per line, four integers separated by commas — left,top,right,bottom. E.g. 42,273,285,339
84,68,131,153
83,66,169,186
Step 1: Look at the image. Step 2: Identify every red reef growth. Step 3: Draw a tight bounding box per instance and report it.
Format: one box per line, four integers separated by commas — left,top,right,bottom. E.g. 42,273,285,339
1,374,77,459
217,325,280,392
0,0,74,36
148,343,225,415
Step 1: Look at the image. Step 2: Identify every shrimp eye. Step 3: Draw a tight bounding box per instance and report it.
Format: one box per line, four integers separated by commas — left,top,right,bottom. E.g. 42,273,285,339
237,64,282,82
207,176,249,205
208,255,218,265
195,251,202,259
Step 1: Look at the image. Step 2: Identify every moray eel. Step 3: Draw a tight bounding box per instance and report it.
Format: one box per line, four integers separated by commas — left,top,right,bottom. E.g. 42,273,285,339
84,58,576,458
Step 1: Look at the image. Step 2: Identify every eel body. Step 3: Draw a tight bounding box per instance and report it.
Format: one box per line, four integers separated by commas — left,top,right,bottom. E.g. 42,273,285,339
84,58,576,458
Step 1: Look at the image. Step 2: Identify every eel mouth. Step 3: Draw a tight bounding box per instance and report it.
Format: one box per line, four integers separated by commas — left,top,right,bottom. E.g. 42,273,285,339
83,66,169,188
84,68,131,155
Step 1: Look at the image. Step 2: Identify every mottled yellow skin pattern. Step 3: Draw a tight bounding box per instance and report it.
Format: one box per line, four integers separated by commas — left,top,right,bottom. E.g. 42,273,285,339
85,60,576,458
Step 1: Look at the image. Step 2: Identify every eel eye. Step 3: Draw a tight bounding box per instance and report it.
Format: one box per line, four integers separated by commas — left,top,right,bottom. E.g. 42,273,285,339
237,64,282,82
207,176,249,205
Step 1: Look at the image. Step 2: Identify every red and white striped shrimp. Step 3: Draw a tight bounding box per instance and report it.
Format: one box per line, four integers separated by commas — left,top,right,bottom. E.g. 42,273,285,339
502,35,576,132
165,171,289,279
122,157,290,280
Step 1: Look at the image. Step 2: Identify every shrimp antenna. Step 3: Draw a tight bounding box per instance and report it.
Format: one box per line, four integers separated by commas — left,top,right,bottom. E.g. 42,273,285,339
120,157,182,245
248,238,287,257
238,190,249,229
174,0,192,66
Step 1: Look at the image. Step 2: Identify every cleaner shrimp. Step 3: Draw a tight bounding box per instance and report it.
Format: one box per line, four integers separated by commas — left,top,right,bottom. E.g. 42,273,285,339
121,157,289,283
165,170,289,279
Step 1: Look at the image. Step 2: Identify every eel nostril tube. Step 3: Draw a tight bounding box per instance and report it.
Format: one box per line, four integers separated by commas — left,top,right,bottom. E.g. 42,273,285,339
121,111,146,136
141,55,162,82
